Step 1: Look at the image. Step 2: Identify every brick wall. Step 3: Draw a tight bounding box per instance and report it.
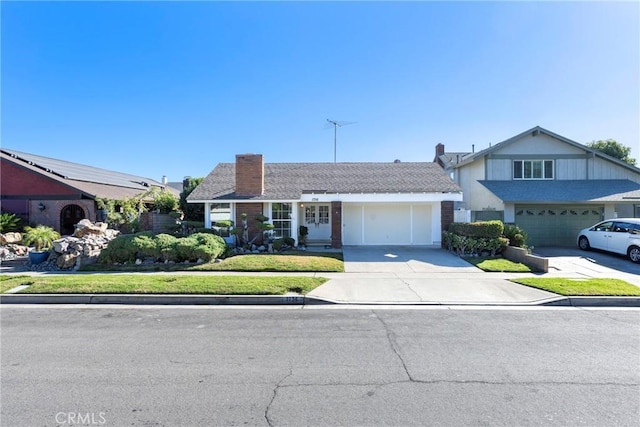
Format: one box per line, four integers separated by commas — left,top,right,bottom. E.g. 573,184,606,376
235,203,264,244
331,201,342,248
28,200,94,234
235,154,264,196
1,159,79,196
440,200,454,248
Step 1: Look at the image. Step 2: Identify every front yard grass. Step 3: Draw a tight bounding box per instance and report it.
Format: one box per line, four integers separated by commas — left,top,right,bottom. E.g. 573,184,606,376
464,257,533,272
511,277,640,296
80,252,344,273
7,275,327,295
0,275,28,293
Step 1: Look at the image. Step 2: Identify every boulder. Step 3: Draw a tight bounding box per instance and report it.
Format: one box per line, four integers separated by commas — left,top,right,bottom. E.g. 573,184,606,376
57,253,78,269
74,219,108,238
53,239,69,254
1,232,22,245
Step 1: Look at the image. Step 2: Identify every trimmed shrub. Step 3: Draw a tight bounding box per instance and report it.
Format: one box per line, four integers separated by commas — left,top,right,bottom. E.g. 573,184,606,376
448,220,504,238
443,231,509,257
99,234,138,264
154,234,178,262
175,237,198,262
131,233,156,258
503,223,527,247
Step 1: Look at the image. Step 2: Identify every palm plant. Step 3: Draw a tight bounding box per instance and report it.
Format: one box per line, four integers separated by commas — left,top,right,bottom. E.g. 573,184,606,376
22,225,60,252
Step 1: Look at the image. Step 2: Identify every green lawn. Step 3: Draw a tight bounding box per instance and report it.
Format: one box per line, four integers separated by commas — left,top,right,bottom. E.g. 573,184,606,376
7,274,327,295
464,257,533,272
511,277,640,296
81,252,344,273
0,275,28,293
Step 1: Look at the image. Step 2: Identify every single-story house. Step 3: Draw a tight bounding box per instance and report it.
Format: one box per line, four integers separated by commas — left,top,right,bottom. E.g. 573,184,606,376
435,126,640,246
0,148,178,235
187,154,463,247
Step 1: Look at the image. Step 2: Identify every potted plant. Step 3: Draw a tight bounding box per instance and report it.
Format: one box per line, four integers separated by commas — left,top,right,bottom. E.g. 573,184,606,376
95,198,110,222
23,225,60,264
298,225,309,248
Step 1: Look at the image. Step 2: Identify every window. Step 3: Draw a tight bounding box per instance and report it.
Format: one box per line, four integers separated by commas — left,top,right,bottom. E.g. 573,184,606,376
513,160,553,179
271,203,292,238
210,203,231,223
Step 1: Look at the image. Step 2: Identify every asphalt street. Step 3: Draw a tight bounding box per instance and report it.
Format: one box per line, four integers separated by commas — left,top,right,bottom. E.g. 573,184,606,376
1,306,639,426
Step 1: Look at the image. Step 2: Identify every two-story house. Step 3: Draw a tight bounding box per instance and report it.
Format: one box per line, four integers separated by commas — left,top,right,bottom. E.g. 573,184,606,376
435,126,640,247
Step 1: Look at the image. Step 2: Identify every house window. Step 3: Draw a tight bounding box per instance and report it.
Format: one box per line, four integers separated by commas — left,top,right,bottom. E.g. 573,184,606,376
271,203,292,238
513,160,554,179
210,203,231,223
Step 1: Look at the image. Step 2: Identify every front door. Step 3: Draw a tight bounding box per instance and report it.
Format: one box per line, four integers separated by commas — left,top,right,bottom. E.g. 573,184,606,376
303,204,331,242
60,204,86,235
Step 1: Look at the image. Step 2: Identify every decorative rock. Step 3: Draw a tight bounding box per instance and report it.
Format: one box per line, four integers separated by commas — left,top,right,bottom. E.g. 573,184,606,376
57,253,78,269
258,245,266,252
135,259,143,265
196,258,205,264
53,239,69,254
73,219,109,238
1,232,22,245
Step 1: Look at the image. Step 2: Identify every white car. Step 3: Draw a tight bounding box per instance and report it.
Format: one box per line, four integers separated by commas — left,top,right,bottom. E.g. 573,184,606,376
577,218,640,263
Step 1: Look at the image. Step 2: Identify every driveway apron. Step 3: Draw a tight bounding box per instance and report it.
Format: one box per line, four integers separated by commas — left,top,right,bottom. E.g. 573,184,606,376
307,246,559,305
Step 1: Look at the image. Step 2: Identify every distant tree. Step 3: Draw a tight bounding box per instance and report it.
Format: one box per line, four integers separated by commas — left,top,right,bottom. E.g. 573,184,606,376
179,177,204,222
587,139,636,166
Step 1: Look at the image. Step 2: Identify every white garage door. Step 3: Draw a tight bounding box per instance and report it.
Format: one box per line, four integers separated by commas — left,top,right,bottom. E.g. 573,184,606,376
343,203,432,245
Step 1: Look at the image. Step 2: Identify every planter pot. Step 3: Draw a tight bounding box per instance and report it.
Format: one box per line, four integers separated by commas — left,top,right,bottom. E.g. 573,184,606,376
97,209,108,222
29,250,50,264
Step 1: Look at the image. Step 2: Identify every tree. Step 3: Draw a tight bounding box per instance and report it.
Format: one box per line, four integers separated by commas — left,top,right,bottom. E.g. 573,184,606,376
179,177,204,222
587,139,636,166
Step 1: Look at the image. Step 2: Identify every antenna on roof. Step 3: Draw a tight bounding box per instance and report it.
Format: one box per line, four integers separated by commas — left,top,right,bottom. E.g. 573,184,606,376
326,119,355,163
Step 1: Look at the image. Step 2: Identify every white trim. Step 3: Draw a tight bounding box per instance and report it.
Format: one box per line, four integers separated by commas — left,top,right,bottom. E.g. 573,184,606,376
190,193,462,204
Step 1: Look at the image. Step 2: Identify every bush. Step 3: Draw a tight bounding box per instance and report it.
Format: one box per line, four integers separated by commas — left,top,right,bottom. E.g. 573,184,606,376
154,234,178,261
443,231,508,257
152,190,179,214
0,212,22,232
99,231,226,264
175,237,198,262
99,234,138,264
448,220,504,238
131,233,156,258
503,224,527,247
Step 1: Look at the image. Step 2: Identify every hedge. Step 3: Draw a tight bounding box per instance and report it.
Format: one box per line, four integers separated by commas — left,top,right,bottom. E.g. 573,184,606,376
98,231,226,264
448,220,504,239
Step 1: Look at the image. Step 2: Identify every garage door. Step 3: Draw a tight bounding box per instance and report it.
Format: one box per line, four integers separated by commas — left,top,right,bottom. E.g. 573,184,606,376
515,205,603,247
342,203,432,245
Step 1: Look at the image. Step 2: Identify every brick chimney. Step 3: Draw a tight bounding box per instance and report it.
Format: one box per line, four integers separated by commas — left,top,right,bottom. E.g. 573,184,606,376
434,143,445,168
235,154,264,196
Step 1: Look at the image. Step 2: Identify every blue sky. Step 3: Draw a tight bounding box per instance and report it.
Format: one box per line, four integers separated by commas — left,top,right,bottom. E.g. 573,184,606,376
2,1,639,183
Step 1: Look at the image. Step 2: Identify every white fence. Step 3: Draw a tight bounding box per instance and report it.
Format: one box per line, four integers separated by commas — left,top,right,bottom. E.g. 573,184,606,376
454,209,471,223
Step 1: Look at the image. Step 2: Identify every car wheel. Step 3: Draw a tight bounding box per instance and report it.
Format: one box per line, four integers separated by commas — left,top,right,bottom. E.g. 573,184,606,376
578,236,590,251
628,246,640,263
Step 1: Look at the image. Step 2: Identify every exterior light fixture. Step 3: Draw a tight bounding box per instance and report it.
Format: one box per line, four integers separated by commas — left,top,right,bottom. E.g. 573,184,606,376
38,202,46,211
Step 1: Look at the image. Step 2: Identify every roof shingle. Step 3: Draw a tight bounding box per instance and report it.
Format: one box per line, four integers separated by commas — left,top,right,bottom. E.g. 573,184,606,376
189,162,461,201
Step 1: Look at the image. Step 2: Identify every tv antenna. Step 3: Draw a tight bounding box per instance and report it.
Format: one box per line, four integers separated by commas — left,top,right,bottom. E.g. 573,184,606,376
326,119,355,163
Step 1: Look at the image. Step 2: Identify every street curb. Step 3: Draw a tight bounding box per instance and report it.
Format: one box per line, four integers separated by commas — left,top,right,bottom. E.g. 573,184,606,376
1,294,637,307
541,296,640,307
0,294,336,306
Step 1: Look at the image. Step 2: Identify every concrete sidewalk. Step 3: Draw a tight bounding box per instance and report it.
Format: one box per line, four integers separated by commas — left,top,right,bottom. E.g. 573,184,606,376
2,246,639,307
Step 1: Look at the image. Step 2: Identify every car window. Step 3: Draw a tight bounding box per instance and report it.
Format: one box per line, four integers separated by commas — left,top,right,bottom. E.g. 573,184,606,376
613,222,632,233
593,221,614,231
630,224,640,235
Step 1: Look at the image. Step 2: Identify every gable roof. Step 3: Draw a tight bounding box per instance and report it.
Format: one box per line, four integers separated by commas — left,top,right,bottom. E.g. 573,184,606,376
479,179,640,203
189,162,461,201
438,151,473,169
1,148,178,199
453,126,640,173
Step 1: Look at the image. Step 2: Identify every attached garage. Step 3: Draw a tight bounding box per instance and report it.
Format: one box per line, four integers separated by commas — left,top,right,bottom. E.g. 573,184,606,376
343,203,433,245
515,204,603,247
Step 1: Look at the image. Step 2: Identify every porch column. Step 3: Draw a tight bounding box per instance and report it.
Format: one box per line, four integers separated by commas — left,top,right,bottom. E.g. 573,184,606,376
291,202,300,245
204,203,211,228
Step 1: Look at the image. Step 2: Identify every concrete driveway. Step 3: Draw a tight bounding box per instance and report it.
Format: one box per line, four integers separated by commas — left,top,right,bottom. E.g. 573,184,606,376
342,246,481,273
306,246,561,305
533,247,640,286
